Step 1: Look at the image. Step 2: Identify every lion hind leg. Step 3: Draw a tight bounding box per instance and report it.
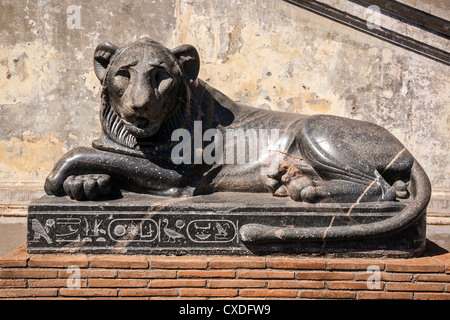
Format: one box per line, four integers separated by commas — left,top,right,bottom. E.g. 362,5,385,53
267,155,396,203
268,155,397,203
309,172,396,203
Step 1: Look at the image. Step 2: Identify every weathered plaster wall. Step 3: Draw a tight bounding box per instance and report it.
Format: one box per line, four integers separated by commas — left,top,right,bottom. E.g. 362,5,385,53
0,0,177,182
0,0,448,210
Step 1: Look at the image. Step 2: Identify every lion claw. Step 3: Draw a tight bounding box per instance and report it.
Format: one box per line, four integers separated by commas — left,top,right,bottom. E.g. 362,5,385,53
63,174,112,200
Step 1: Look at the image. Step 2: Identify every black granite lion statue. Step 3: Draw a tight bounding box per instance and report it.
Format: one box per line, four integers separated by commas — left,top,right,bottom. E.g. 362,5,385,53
43,38,431,243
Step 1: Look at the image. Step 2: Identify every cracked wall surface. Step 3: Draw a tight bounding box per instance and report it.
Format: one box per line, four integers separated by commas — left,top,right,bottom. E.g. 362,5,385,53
0,0,448,208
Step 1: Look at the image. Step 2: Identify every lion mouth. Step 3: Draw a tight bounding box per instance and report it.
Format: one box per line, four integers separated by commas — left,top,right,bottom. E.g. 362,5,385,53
133,117,150,129
121,117,160,138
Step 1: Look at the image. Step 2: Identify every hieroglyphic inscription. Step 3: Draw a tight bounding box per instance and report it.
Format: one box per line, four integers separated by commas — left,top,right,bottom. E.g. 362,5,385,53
29,214,239,247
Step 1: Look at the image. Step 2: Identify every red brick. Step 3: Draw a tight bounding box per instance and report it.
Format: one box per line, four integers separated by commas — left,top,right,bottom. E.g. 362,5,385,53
414,273,450,282
237,270,294,279
385,257,444,273
60,288,117,297
59,268,118,278
30,297,88,300
357,291,413,300
267,280,324,289
120,288,178,297
0,244,29,267
0,279,27,288
209,279,266,288
354,272,412,282
148,279,206,288
299,290,355,299
180,288,238,297
414,292,450,300
178,270,235,278
28,279,87,288
239,289,297,298
89,279,148,288
268,258,326,270
0,288,58,298
327,259,385,271
327,281,383,290
432,252,450,273
296,271,353,280
90,297,148,300
0,269,58,279
386,282,445,292
150,297,206,300
29,254,89,268
150,256,207,269
209,256,266,269
120,269,176,279
90,255,148,268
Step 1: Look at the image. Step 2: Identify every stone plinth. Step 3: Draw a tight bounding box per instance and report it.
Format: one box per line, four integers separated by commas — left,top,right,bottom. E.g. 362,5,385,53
27,192,426,257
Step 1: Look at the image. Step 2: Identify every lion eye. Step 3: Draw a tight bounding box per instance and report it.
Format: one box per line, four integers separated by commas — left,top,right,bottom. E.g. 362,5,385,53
113,69,130,97
154,70,174,92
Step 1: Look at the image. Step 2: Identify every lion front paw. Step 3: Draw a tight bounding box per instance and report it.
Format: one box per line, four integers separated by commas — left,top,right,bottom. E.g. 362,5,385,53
63,174,112,200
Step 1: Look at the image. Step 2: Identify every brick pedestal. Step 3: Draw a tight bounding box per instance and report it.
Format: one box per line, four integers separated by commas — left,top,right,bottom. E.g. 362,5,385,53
1,241,449,300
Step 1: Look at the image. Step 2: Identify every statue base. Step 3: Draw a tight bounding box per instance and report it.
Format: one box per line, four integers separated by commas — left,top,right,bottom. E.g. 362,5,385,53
27,192,426,258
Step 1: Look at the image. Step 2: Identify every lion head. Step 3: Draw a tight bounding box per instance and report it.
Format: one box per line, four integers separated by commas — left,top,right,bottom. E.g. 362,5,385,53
93,38,200,151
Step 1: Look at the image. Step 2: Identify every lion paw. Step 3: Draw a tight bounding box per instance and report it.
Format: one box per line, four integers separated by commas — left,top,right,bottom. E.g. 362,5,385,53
63,174,112,201
267,164,320,203
392,180,409,199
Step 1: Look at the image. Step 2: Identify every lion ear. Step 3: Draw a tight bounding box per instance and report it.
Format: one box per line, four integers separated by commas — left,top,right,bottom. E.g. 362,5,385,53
172,44,200,85
93,42,119,82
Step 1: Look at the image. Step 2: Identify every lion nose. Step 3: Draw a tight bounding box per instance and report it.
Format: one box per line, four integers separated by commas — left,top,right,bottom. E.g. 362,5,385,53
131,75,155,110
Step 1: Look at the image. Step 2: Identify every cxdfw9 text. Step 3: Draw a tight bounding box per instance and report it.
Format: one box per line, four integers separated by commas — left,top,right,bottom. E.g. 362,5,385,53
224,304,270,315
179,304,270,317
